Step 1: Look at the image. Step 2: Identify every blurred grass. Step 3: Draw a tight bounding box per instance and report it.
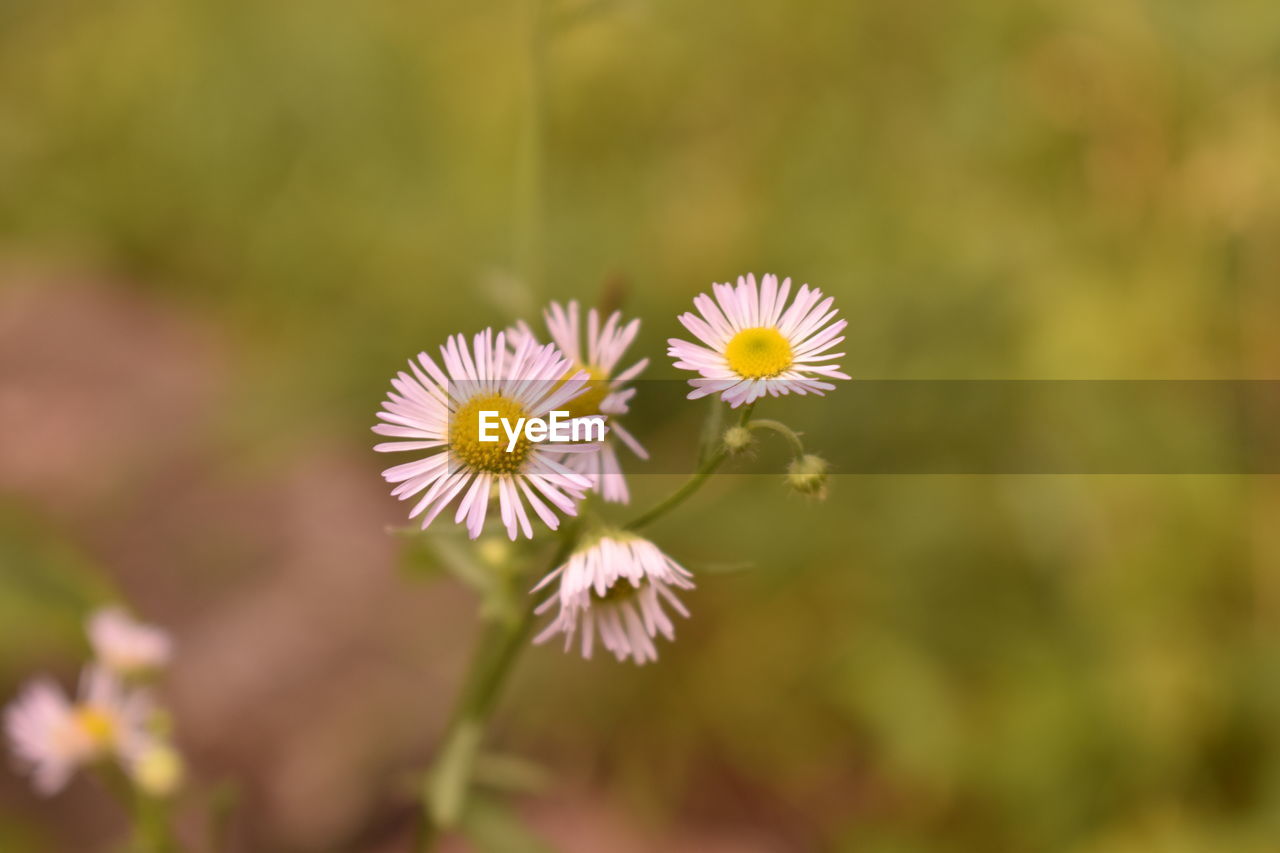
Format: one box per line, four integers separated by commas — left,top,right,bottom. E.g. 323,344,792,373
0,506,113,671
2,0,1280,849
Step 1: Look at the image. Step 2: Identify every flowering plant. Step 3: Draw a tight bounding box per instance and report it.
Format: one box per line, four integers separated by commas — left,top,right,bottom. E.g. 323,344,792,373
372,277,847,841
2,278,845,849
6,608,184,848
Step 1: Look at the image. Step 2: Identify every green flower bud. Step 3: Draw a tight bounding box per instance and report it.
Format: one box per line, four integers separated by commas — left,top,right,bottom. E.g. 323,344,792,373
786,454,829,500
132,744,185,798
722,426,755,454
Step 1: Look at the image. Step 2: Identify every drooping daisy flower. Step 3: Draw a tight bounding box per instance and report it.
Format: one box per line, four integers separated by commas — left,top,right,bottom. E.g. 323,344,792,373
88,607,173,677
512,302,649,503
374,329,598,540
533,533,694,664
5,666,151,795
668,273,850,407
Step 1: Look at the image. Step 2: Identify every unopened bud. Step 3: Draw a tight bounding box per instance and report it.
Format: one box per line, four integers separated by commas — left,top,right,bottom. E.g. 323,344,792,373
722,426,755,454
786,454,829,499
131,744,185,797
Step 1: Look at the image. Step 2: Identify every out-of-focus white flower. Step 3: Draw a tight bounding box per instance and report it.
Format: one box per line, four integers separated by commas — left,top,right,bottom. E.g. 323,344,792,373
668,273,849,407
373,329,597,540
128,742,184,797
533,533,694,665
511,302,649,503
88,607,173,676
4,667,151,795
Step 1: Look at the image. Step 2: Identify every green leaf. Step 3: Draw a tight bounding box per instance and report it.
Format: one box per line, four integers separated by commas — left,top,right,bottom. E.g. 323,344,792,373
472,752,552,795
459,794,557,853
427,719,484,829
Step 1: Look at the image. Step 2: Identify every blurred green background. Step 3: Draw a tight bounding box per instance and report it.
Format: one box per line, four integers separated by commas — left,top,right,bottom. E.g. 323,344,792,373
3,0,1280,850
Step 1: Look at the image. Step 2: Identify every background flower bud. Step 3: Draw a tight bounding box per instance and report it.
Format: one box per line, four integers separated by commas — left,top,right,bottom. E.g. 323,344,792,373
131,744,185,798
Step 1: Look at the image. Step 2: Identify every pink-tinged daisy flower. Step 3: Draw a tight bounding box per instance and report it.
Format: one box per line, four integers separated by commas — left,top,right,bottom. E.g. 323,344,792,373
668,273,850,407
88,607,173,677
512,302,649,503
374,329,598,540
5,667,151,795
533,533,694,665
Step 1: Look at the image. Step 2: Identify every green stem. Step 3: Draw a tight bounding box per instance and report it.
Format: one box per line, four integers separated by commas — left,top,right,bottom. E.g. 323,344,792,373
131,791,176,853
418,401,759,843
625,402,756,532
747,418,806,457
695,396,726,466
419,532,577,849
94,763,175,853
416,398,757,842
624,453,725,533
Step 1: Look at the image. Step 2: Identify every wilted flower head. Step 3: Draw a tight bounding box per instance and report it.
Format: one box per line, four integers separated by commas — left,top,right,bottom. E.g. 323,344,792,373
668,273,849,407
88,607,172,677
4,667,151,795
533,533,695,665
512,302,649,503
374,329,598,540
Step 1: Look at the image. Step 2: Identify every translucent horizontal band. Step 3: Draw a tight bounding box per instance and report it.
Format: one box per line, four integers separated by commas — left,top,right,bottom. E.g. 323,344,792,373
480,379,1280,475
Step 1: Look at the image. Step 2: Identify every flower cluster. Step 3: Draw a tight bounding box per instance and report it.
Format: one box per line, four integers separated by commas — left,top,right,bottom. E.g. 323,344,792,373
375,275,846,663
5,607,183,797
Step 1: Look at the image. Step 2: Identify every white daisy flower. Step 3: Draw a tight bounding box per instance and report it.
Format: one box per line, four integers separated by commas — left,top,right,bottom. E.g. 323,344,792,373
512,302,649,503
533,533,694,665
5,666,151,795
87,607,173,677
668,273,850,407
374,329,598,540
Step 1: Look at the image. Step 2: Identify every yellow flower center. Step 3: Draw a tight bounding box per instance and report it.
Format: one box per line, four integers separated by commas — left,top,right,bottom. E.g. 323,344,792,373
559,366,610,420
74,706,116,749
449,393,532,474
595,578,643,605
725,327,793,378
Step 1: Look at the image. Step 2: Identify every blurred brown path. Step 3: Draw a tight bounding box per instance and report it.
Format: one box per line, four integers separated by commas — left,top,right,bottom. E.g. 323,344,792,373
0,273,787,852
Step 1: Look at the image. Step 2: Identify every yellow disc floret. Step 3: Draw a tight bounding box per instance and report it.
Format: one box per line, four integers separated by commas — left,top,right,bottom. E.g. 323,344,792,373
595,579,642,605
559,366,610,420
725,327,793,378
449,393,532,474
74,706,117,749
